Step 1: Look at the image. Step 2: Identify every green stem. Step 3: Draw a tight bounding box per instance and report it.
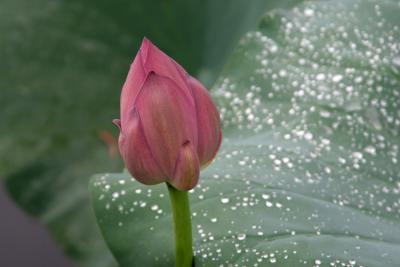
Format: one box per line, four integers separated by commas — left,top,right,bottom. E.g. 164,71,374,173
167,183,194,267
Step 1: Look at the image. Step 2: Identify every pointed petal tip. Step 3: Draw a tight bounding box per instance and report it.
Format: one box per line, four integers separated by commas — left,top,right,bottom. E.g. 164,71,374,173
112,119,121,130
139,37,158,57
138,37,151,67
140,37,150,49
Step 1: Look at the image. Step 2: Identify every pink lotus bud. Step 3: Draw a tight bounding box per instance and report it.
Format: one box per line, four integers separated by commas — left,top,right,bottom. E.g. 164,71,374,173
113,38,221,191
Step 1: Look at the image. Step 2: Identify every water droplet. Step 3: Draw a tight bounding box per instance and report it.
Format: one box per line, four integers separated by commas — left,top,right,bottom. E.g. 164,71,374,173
237,233,246,240
332,74,343,83
220,197,230,204
352,151,363,159
304,8,314,16
364,146,376,155
151,205,159,211
316,73,325,80
262,194,270,199
266,201,273,207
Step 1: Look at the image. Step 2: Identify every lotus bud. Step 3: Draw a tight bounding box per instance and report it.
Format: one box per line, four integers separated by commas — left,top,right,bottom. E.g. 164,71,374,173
113,38,221,191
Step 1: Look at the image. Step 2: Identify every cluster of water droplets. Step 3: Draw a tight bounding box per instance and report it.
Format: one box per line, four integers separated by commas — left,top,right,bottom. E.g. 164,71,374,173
209,0,399,265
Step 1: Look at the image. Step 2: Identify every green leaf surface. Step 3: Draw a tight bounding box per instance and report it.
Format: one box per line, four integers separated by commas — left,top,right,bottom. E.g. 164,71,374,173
90,0,400,266
0,0,303,266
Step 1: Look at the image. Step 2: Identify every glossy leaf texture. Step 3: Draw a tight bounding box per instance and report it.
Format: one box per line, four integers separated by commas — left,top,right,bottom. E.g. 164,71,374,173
90,0,400,266
0,0,303,266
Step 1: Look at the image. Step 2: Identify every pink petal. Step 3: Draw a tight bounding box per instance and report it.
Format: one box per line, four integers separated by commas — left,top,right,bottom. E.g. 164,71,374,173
120,51,147,127
188,76,222,167
139,38,194,107
118,109,166,185
169,141,200,191
135,73,198,178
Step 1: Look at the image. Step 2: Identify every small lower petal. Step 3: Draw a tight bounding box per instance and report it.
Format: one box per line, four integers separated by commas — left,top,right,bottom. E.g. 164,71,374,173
170,141,200,191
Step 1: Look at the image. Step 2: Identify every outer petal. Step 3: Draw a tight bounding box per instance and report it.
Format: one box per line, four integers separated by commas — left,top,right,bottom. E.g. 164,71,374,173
135,73,198,178
169,141,200,191
120,51,147,127
118,110,166,185
139,38,194,106
188,76,222,167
